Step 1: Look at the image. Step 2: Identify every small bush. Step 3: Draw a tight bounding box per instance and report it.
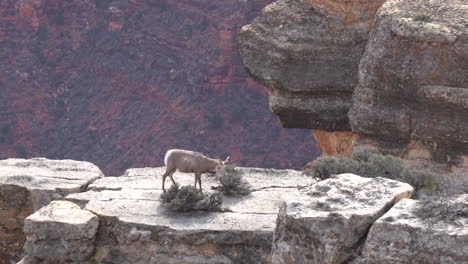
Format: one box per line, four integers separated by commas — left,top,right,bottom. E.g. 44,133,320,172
304,156,359,180
160,185,223,212
305,147,446,196
209,114,224,129
414,14,431,22
16,144,28,158
351,147,379,162
218,165,251,196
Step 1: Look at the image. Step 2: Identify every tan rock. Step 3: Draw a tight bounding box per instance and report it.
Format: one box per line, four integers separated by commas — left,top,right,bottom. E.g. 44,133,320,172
271,173,414,264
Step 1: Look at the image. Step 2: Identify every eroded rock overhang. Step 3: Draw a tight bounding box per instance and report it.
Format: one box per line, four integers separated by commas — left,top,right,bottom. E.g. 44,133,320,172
238,0,386,130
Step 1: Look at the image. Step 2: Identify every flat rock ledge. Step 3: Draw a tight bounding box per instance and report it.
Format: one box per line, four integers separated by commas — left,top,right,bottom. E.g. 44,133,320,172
61,167,312,263
271,174,414,264
0,158,103,264
355,195,468,264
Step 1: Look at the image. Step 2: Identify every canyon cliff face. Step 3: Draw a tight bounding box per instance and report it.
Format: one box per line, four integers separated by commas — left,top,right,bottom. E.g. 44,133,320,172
0,0,320,175
238,0,468,169
349,0,468,167
238,0,385,131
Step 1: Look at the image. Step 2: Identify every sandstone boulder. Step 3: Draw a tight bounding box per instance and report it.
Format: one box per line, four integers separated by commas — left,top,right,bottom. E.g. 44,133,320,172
238,0,386,130
23,200,99,262
349,0,468,168
355,195,468,264
0,158,103,264
271,173,414,264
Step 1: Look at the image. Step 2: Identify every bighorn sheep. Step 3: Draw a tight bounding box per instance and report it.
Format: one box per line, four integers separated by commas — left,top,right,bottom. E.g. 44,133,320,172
162,149,230,192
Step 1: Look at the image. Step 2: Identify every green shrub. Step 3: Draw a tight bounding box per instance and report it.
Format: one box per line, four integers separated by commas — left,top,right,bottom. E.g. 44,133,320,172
414,14,431,22
16,144,28,158
351,146,379,162
305,147,446,195
209,114,223,129
47,60,57,68
218,165,251,196
144,135,153,143
160,185,223,212
1,126,11,136
305,156,359,180
37,27,48,41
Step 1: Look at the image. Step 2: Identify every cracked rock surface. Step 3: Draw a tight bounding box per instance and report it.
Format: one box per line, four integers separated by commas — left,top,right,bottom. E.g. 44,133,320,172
355,195,468,264
63,167,313,263
0,158,103,264
271,174,414,264
23,200,99,262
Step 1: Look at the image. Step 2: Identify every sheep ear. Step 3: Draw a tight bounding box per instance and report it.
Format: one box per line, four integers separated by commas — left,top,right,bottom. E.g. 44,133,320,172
223,156,230,164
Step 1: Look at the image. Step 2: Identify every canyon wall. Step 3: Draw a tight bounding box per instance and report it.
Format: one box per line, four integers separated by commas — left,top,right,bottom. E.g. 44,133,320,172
238,0,468,169
349,0,468,168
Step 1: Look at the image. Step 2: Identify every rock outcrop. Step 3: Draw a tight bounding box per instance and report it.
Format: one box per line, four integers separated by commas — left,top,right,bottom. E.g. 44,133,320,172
0,158,103,264
31,167,314,264
271,174,414,264
24,201,99,262
349,0,468,168
239,0,468,169
355,196,468,264
238,0,386,130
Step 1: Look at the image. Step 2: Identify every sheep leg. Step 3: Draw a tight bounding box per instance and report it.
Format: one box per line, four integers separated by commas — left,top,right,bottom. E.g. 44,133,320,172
162,169,176,192
169,172,177,187
196,172,202,192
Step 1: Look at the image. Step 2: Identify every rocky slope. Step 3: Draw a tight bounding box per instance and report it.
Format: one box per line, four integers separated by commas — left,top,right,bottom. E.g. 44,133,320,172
238,0,468,169
0,0,320,175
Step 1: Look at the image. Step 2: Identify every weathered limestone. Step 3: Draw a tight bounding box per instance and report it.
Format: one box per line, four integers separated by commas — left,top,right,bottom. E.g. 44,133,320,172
355,196,468,264
349,0,468,168
271,174,414,264
23,201,99,262
238,0,386,130
65,167,314,263
0,158,103,264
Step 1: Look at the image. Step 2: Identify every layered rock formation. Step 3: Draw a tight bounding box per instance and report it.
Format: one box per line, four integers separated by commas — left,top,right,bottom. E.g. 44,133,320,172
0,0,321,175
238,0,385,130
349,0,468,168
239,0,468,169
0,158,103,264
